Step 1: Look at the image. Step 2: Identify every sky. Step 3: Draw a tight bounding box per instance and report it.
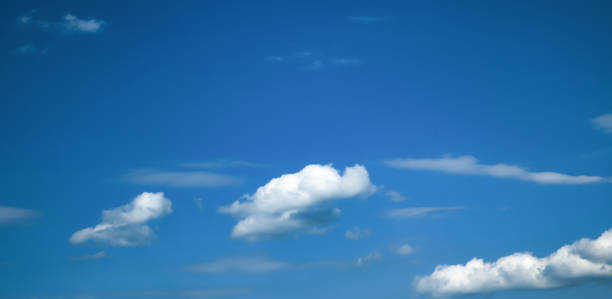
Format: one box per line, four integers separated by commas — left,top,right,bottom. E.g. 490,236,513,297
1,1,612,298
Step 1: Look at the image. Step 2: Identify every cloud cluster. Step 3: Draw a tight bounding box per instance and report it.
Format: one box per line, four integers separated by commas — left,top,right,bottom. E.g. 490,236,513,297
345,227,371,240
70,192,172,246
125,169,241,188
0,206,39,224
219,164,375,241
416,227,612,296
385,155,606,184
592,114,612,133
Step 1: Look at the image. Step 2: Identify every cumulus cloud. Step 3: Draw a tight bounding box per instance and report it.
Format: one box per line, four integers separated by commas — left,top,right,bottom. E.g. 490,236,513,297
186,257,287,273
219,164,375,241
124,169,241,188
592,114,612,133
416,227,612,296
385,190,406,202
345,227,371,240
385,206,464,219
62,14,106,33
69,192,172,246
385,155,606,184
396,244,414,256
0,206,39,225
356,251,382,266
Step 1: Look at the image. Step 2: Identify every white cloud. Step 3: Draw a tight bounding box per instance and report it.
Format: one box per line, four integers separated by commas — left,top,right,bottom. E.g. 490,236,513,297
62,14,106,33
71,251,106,262
0,206,39,224
69,192,172,246
330,58,363,66
356,251,382,266
124,169,241,188
385,190,406,202
219,164,375,241
385,155,606,184
416,227,612,296
187,257,287,273
396,244,414,256
385,206,464,219
345,227,371,240
592,114,612,133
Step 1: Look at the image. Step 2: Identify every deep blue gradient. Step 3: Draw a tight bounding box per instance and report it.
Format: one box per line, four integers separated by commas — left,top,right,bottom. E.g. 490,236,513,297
1,1,611,298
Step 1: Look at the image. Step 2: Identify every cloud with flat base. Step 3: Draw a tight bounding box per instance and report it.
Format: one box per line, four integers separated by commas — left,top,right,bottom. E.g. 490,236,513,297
219,164,375,241
416,227,612,296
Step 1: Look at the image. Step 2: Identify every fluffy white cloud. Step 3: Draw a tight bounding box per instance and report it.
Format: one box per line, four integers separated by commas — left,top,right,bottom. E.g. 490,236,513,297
70,192,172,246
396,244,414,256
416,227,612,296
125,169,241,187
187,257,287,273
219,164,375,241
0,206,39,224
345,227,371,240
62,14,106,33
385,155,606,184
385,206,464,219
385,190,406,202
592,114,612,133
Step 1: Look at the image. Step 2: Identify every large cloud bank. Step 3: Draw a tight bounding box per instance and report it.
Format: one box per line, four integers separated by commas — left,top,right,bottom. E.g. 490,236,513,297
416,227,612,296
70,192,172,246
219,164,375,241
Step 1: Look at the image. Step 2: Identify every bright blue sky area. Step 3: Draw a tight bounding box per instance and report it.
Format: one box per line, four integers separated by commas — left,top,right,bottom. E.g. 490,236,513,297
1,1,611,298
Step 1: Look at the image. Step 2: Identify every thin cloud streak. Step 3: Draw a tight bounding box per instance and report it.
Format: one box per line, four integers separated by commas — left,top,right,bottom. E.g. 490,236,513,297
385,206,464,219
124,169,241,188
385,155,607,184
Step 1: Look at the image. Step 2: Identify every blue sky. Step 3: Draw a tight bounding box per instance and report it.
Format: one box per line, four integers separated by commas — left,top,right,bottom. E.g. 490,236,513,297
1,1,612,298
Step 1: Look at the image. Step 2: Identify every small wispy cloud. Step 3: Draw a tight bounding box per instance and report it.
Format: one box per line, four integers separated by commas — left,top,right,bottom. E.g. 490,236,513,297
180,160,261,169
592,114,612,133
18,11,106,34
385,206,464,219
186,257,288,273
18,9,37,24
16,44,48,55
356,251,382,267
70,251,106,262
347,16,384,24
385,190,406,202
345,227,371,240
193,197,204,209
385,155,608,185
395,244,414,256
0,206,39,225
266,51,364,71
132,288,251,298
62,14,106,33
124,169,241,188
